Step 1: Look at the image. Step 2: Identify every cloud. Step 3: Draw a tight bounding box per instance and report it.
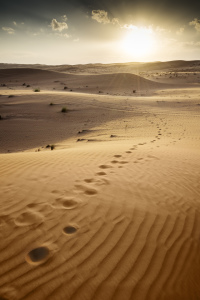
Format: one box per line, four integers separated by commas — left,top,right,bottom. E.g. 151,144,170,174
122,24,153,34
55,32,71,38
189,18,200,31
13,21,17,26
91,10,119,25
176,27,184,35
50,18,68,32
63,33,70,38
62,15,67,21
2,27,15,34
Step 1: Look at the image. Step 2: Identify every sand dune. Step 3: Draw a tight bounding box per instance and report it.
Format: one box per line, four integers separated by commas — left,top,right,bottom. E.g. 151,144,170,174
0,68,171,95
1,60,200,74
0,62,200,300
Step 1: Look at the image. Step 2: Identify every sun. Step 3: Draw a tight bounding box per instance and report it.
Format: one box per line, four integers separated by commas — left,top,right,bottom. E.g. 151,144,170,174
122,26,155,58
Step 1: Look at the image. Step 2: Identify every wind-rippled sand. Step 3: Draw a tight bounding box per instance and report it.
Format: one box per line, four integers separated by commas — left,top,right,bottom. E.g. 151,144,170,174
0,62,200,300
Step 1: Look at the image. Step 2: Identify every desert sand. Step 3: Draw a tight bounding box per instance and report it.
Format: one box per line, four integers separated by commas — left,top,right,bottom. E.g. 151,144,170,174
0,61,200,300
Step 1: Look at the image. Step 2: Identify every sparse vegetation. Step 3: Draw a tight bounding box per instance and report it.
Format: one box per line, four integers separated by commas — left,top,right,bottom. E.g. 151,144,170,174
22,83,26,86
61,107,68,113
133,90,136,93
64,86,68,90
26,85,30,87
46,144,55,150
34,88,40,92
0,115,2,120
8,95,14,98
49,102,54,106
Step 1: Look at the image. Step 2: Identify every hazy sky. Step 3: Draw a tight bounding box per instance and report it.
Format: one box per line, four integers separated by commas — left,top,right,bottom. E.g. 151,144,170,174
0,0,200,64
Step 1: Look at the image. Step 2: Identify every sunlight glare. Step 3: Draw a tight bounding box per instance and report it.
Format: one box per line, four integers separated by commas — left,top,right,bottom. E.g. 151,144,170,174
122,26,156,58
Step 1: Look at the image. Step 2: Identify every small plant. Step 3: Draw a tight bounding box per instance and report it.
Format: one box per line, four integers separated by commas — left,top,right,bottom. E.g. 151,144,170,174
0,115,2,120
8,95,14,98
46,144,55,150
133,90,136,93
49,102,54,106
26,85,30,87
64,86,68,90
34,88,40,92
61,107,68,113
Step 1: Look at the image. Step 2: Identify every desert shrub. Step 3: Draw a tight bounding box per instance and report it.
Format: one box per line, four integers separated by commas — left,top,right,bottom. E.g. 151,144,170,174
49,102,54,106
8,95,14,98
26,85,30,87
61,107,68,113
64,86,68,90
34,88,40,92
46,144,55,150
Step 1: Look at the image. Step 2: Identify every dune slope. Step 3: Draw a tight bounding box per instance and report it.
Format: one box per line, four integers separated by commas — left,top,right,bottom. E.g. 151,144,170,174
0,64,200,300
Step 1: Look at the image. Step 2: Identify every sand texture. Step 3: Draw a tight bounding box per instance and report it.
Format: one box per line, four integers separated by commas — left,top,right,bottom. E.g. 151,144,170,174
0,61,200,300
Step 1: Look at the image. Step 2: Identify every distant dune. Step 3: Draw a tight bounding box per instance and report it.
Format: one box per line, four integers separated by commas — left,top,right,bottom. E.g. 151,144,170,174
0,60,200,74
0,67,179,96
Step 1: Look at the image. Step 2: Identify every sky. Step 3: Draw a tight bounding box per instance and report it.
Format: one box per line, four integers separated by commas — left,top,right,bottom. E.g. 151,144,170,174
0,0,200,64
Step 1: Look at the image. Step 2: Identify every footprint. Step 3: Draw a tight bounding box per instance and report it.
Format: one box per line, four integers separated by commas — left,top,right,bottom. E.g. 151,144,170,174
15,211,44,227
75,185,98,196
84,188,98,195
55,197,80,210
111,160,119,164
26,246,50,265
99,165,112,169
126,151,132,153
63,225,78,235
96,172,107,176
84,178,95,183
119,161,128,164
51,190,60,194
114,155,122,158
27,203,38,209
